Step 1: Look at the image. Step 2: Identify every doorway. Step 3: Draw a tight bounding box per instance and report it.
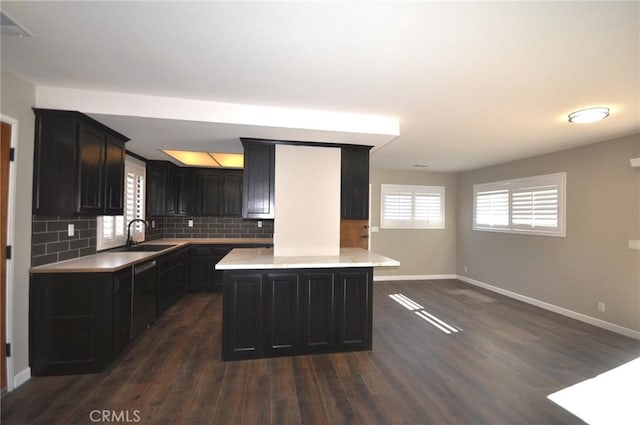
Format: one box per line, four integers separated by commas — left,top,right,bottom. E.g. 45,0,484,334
1,121,11,392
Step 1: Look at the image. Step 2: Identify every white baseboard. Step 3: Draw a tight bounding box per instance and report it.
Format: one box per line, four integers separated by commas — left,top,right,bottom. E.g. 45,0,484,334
457,275,640,340
373,274,458,282
14,367,31,389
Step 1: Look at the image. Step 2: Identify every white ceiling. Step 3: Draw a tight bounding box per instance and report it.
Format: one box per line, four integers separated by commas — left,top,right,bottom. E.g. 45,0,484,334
1,1,638,171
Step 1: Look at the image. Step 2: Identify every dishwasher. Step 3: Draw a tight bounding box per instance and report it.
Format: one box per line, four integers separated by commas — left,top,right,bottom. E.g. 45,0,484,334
132,260,157,339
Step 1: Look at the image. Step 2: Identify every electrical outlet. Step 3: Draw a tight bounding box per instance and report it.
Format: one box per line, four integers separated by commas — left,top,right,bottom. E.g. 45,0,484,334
598,302,606,312
371,226,379,233
151,220,156,228
67,224,74,237
257,220,262,228
188,219,194,228
464,265,468,273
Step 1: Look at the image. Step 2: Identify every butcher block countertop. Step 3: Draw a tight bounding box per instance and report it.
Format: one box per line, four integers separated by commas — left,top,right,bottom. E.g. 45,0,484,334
30,238,273,274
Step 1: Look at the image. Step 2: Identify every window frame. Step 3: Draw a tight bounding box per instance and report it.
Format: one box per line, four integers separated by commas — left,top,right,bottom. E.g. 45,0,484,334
96,155,146,251
473,172,566,237
380,184,446,230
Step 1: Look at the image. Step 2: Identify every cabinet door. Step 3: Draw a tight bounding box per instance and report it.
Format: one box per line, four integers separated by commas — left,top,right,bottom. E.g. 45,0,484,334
189,246,216,292
178,168,198,215
77,122,106,214
146,161,167,216
200,170,222,216
32,111,77,216
222,170,243,216
223,272,264,360
302,272,336,352
113,269,132,356
241,140,275,219
336,269,372,350
165,162,179,215
104,136,125,215
340,146,370,220
265,272,301,355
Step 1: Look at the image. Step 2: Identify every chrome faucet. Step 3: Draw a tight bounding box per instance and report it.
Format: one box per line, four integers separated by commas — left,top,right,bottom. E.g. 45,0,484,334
126,219,149,248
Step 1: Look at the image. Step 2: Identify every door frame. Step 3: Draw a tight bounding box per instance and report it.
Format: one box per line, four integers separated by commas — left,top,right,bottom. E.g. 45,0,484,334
1,115,18,391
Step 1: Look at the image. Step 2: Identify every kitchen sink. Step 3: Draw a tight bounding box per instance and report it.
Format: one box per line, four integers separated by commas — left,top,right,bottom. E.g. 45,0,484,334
110,244,177,253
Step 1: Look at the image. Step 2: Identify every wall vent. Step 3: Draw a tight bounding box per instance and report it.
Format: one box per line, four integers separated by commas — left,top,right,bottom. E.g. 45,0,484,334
1,11,33,37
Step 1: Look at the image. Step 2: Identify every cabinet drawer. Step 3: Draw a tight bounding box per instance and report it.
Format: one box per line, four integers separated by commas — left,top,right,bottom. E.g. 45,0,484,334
114,290,132,323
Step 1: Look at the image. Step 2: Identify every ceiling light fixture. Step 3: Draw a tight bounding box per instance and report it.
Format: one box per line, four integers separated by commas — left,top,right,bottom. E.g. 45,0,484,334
568,107,610,124
162,149,244,168
412,164,429,168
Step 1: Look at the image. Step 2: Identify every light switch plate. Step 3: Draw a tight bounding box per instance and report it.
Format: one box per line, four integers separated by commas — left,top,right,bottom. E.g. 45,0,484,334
371,226,379,233
628,240,640,250
188,219,194,228
67,224,74,237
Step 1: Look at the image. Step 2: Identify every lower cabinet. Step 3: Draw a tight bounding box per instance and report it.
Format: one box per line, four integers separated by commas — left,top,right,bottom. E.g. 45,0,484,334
157,248,189,314
30,272,123,376
222,267,372,361
190,243,273,292
30,249,189,376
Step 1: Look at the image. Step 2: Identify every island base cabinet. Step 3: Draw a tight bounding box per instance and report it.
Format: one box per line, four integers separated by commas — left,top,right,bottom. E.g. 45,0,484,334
223,273,264,360
222,267,372,361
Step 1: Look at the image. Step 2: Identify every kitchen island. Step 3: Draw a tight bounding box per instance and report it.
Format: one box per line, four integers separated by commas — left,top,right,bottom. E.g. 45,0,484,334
216,247,399,361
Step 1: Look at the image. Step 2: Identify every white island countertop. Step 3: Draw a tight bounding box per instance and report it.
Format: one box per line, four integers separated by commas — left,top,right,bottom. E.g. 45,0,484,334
215,247,400,270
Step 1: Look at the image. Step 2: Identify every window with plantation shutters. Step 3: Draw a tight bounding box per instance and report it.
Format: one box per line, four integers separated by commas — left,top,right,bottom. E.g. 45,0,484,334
381,184,445,229
97,156,146,250
473,172,566,237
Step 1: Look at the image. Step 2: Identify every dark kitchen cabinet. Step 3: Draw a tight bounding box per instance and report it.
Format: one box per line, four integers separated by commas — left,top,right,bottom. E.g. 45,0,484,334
222,170,243,216
32,109,128,216
199,170,222,216
265,272,302,356
223,272,264,360
190,243,272,292
302,271,336,351
146,161,167,217
199,169,243,217
146,161,179,216
241,139,275,219
178,168,198,216
104,136,126,215
165,162,179,215
30,269,132,376
157,248,189,314
341,146,371,220
336,270,372,349
222,267,372,361
77,122,105,214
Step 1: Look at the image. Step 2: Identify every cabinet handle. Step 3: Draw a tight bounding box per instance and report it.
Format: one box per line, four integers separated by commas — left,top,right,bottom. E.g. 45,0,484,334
360,235,369,239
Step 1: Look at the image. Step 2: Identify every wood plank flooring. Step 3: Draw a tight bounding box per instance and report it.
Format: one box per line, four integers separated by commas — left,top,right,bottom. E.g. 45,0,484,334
2,279,639,424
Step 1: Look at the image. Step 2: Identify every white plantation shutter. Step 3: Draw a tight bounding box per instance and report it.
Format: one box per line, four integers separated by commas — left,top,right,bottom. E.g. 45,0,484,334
97,156,146,250
473,172,565,237
475,188,509,228
381,185,445,229
511,185,559,229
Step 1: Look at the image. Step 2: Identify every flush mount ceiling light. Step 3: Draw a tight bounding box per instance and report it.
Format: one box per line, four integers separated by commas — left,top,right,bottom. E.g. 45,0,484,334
568,107,610,124
162,150,244,168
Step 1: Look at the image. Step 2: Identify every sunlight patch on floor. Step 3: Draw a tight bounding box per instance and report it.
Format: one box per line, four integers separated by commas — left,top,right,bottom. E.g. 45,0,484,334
389,293,462,334
547,357,640,425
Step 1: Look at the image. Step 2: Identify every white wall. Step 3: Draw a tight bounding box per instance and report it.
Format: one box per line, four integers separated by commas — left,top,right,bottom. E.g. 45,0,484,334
1,69,35,387
274,144,341,256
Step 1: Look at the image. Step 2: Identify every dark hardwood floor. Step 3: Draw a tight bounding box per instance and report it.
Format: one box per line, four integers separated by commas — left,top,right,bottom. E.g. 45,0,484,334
2,279,639,424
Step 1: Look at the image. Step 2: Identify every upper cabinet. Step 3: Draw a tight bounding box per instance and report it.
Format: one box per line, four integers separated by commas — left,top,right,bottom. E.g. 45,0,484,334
241,138,275,219
341,146,371,220
146,161,243,217
32,109,128,216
